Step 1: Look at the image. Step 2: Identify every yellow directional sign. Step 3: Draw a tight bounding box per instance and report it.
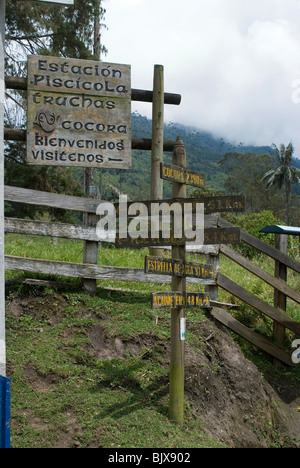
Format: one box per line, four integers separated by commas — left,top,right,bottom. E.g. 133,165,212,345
116,227,240,248
145,256,215,280
160,163,205,188
151,292,210,309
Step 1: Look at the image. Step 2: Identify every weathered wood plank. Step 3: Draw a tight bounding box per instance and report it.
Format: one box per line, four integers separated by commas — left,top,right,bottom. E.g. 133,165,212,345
210,307,293,366
115,228,240,249
117,196,245,215
154,244,220,255
4,128,26,142
216,273,300,336
4,185,101,214
219,217,300,274
145,255,216,280
4,255,216,285
220,244,300,305
132,138,176,152
5,76,181,105
5,218,99,241
4,215,220,242
27,56,132,170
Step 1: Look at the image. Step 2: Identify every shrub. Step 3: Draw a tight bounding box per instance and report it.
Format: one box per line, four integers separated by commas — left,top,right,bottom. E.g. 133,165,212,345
225,211,283,259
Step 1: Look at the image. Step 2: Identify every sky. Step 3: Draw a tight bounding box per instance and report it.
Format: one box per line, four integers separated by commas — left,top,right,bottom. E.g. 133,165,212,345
103,0,300,156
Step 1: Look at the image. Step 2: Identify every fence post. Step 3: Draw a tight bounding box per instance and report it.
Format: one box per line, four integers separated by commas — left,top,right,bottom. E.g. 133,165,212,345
83,180,99,296
150,65,164,257
0,0,6,379
273,233,288,351
205,252,219,301
1,4,11,448
169,137,186,425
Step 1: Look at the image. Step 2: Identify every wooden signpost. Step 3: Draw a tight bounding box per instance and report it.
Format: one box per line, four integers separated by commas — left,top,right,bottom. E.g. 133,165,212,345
2,0,78,449
116,227,240,248
108,136,244,424
145,256,216,280
0,0,6,386
161,162,205,188
151,292,210,309
27,55,132,169
115,195,245,216
114,193,244,249
2,0,246,431
138,137,244,424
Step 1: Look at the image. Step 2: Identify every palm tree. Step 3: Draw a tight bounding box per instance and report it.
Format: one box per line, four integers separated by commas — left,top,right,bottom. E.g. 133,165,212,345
262,143,300,224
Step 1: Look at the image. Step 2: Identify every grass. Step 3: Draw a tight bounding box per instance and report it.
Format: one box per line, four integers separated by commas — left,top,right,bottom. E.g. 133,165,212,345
6,279,224,448
4,233,300,448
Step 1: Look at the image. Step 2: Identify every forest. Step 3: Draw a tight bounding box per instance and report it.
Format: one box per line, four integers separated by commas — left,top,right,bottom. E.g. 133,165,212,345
4,0,300,230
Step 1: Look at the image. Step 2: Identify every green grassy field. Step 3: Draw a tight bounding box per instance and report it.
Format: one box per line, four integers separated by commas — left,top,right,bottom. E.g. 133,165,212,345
4,234,300,448
5,233,300,325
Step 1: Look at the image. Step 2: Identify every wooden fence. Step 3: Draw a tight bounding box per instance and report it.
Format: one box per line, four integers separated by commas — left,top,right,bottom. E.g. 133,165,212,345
4,185,217,286
3,184,300,366
214,217,300,366
3,74,300,367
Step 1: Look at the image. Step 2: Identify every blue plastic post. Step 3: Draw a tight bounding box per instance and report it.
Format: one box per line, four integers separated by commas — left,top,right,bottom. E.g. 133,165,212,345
0,376,11,448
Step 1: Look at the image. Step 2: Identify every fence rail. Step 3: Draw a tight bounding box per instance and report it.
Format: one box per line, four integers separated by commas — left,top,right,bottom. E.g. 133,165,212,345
4,185,300,366
4,75,180,152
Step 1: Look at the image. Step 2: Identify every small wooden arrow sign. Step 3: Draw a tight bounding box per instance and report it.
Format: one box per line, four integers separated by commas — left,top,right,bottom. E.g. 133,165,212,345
115,227,240,248
160,163,205,188
151,292,210,309
145,256,215,280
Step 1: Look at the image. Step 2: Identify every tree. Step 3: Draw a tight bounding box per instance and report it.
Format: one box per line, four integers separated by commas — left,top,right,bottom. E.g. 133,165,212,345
4,0,107,219
218,151,283,215
262,143,300,224
5,0,107,62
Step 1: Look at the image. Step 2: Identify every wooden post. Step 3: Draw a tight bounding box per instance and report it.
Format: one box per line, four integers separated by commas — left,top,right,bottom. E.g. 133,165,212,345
169,137,186,424
150,65,164,257
273,234,288,351
83,183,99,297
83,1,102,296
0,0,6,378
205,213,219,301
0,0,10,450
205,253,219,301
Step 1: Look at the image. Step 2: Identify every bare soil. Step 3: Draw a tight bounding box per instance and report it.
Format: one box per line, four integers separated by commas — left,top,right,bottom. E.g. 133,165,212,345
184,311,300,448
6,293,300,448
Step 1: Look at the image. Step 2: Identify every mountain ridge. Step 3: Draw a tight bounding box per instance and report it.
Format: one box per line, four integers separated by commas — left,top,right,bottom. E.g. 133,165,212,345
101,113,299,201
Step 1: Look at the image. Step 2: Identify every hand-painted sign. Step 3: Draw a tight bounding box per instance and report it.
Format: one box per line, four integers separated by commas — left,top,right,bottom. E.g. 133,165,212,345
204,227,240,245
144,256,215,280
160,163,205,188
115,227,240,248
197,195,245,213
151,292,210,309
27,55,131,169
115,196,245,216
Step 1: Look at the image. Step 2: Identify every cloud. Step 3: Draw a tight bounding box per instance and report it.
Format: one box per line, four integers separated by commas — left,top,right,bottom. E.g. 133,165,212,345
104,0,300,153
110,0,142,6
